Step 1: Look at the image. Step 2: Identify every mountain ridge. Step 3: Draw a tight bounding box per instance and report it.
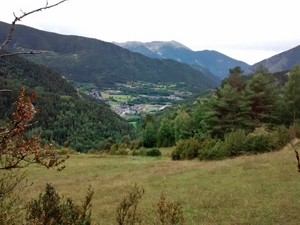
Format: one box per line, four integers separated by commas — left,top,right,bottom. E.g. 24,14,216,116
115,41,249,79
244,45,300,74
0,21,217,91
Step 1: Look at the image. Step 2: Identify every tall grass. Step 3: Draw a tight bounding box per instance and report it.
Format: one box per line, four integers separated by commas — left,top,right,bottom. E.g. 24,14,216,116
22,144,300,224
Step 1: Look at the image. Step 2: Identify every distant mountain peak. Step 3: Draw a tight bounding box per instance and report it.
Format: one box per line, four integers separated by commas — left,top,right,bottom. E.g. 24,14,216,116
116,40,191,51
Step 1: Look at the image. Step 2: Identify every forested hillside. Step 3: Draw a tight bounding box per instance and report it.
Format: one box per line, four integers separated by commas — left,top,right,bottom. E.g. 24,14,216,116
0,51,135,152
0,21,217,91
111,65,300,161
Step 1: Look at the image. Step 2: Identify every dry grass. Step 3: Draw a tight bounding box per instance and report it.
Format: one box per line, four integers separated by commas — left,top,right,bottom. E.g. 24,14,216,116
21,145,300,224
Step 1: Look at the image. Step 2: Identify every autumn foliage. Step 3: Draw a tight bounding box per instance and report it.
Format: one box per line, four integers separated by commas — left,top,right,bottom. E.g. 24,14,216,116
0,87,67,170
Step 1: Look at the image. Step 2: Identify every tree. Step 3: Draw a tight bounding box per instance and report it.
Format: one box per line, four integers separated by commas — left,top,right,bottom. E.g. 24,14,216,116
174,109,192,142
141,122,157,148
0,87,67,170
157,117,175,147
244,72,278,130
221,66,246,92
282,65,300,124
205,83,249,137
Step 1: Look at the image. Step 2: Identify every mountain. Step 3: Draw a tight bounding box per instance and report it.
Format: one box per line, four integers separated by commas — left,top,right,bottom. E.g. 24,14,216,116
0,50,136,152
245,45,300,74
0,21,217,91
115,41,249,79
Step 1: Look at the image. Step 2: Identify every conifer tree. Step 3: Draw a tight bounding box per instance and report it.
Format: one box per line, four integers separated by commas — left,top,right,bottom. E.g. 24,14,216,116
282,65,300,124
244,72,278,130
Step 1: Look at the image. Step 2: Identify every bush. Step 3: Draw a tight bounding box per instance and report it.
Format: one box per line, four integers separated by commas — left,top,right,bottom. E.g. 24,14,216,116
172,137,201,160
269,125,290,150
26,183,93,225
245,126,272,153
57,147,77,155
146,148,162,157
116,148,129,156
129,140,142,150
200,138,227,160
116,183,144,225
221,129,247,157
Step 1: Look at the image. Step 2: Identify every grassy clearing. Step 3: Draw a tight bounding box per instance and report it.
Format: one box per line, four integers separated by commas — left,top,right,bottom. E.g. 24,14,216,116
101,93,131,102
21,145,300,224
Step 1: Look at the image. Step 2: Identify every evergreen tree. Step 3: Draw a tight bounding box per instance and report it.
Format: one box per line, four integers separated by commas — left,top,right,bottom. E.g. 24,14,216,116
141,122,157,148
282,65,300,124
244,72,278,130
205,84,249,137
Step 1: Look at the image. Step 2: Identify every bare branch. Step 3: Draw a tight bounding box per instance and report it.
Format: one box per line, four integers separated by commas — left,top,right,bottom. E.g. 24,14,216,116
289,126,300,173
0,89,12,92
0,0,68,54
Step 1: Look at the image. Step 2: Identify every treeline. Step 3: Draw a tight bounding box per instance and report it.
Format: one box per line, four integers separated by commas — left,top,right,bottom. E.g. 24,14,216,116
115,65,300,160
0,53,136,152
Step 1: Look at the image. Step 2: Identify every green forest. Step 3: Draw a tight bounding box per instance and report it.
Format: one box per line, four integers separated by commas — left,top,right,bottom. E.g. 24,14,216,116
110,65,300,161
0,51,136,152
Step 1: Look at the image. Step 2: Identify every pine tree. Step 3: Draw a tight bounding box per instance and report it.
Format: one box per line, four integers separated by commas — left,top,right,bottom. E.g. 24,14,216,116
244,72,278,130
282,65,300,124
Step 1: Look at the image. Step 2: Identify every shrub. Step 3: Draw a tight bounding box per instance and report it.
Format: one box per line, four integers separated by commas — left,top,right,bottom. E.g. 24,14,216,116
172,137,201,160
116,183,144,225
116,148,129,156
221,129,247,157
200,139,227,160
269,125,290,150
57,147,77,155
245,126,272,153
129,140,142,150
26,183,93,225
146,148,162,157
156,195,185,225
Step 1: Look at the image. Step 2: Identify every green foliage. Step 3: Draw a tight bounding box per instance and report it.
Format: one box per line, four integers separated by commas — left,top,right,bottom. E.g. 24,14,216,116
244,126,272,153
157,117,175,147
174,110,192,143
129,140,142,150
0,22,217,91
0,170,27,225
221,129,247,157
141,122,157,148
199,136,227,160
146,148,162,157
171,137,201,160
244,72,278,129
26,183,94,225
282,65,300,124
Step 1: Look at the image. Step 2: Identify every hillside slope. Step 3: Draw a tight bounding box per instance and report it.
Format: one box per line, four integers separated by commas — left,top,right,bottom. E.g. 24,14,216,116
0,51,135,152
0,21,217,91
245,45,300,74
116,41,249,79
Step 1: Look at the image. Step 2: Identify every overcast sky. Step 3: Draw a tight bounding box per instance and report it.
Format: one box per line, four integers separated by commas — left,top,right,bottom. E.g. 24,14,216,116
1,0,299,65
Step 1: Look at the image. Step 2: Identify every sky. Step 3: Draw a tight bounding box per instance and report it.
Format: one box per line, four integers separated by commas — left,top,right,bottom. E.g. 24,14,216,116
1,0,299,65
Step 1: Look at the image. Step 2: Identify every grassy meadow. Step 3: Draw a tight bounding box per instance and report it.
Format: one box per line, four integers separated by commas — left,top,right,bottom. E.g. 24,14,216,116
21,144,300,224
101,93,131,102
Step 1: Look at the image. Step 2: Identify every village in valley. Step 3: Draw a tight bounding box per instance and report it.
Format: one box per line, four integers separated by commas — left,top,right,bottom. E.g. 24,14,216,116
89,82,192,121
